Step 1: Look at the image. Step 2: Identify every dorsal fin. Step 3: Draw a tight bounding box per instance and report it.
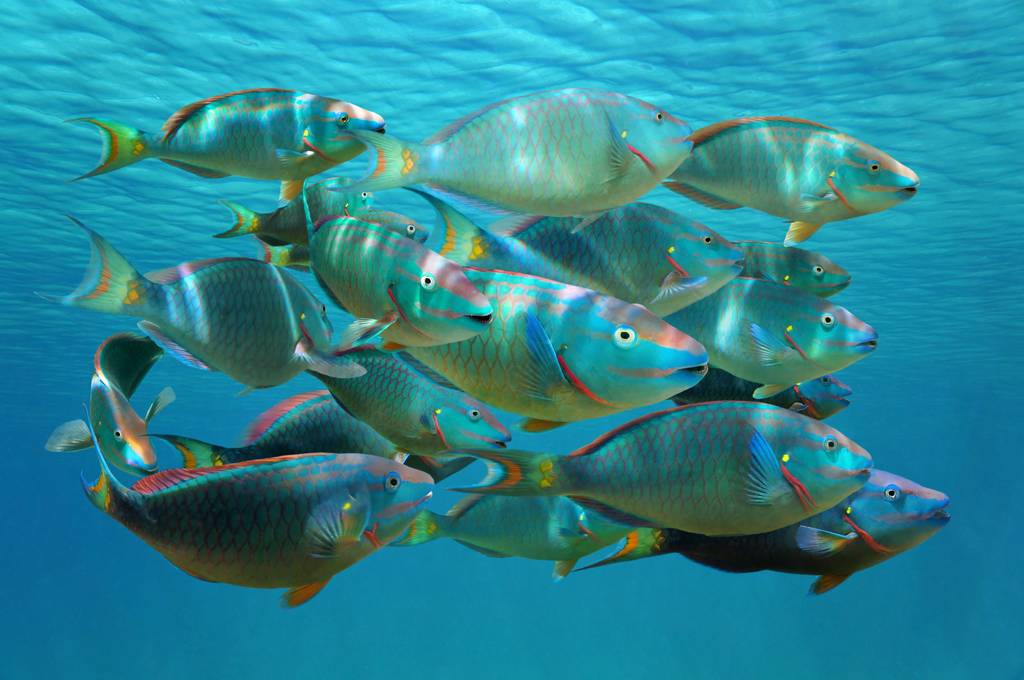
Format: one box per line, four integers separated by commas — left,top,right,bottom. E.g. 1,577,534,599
161,88,294,141
131,453,333,495
242,390,332,445
446,493,486,519
689,117,835,147
422,95,518,145
397,352,458,390
145,258,252,284
92,332,162,397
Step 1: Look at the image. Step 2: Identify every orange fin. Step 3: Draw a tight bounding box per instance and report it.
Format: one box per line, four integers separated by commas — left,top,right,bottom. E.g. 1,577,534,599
519,418,568,433
280,179,304,202
785,221,823,246
381,341,407,351
162,88,293,141
810,573,851,595
663,181,741,210
688,116,835,147
282,578,331,608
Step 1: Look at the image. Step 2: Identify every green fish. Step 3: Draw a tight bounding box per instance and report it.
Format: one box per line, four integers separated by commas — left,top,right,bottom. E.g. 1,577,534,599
46,332,174,475
671,368,853,420
737,241,850,297
70,88,386,201
259,241,311,272
665,117,919,245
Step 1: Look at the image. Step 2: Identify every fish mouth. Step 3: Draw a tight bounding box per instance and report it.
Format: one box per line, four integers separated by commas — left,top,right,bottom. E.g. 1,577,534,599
679,363,709,377
858,338,878,352
375,125,386,134
466,312,493,325
928,498,951,523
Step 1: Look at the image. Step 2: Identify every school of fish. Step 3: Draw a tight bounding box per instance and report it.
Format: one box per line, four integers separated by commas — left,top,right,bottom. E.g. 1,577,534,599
45,87,944,606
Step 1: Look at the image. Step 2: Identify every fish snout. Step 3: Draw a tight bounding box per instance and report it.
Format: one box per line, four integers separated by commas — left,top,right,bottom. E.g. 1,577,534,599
928,497,952,524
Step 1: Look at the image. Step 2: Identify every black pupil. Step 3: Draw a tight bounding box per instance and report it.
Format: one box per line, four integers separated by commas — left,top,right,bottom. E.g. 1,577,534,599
389,477,397,487
704,237,711,243
620,331,630,340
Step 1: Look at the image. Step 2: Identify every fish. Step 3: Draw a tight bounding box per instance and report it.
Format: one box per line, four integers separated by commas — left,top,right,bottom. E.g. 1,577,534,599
216,176,375,244
671,368,853,420
416,190,743,316
46,332,174,475
153,390,400,468
664,117,919,245
309,348,510,480
82,443,433,607
42,218,363,389
308,215,492,348
260,242,310,272
393,495,631,580
737,241,850,297
70,88,386,201
666,277,877,398
406,268,709,430
338,88,693,220
583,469,949,596
450,402,873,536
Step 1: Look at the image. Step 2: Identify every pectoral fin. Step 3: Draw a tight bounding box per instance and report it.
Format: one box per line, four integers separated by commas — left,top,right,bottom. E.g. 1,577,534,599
748,321,794,367
745,428,786,504
753,384,789,399
337,314,398,350
795,525,856,556
144,386,176,423
519,312,565,401
45,419,93,452
305,486,372,558
648,274,709,314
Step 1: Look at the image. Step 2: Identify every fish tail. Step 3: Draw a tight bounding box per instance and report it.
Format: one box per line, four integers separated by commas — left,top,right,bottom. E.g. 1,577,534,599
406,188,485,262
258,241,293,269
67,117,152,180
214,200,268,238
391,509,451,547
151,434,226,468
576,530,664,572
447,448,564,496
39,217,156,317
342,130,427,193
81,434,128,514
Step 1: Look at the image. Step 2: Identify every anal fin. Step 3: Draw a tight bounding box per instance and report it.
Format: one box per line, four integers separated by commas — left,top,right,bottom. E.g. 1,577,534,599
785,221,823,246
282,579,331,608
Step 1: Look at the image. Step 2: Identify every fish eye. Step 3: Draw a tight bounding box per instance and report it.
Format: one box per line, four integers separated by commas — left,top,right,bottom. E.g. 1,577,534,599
883,484,901,501
320,303,327,314
361,192,369,199
821,313,836,328
823,436,838,452
613,325,637,348
384,472,401,493
468,409,481,421
868,160,880,173
813,265,825,276
338,113,350,127
420,274,437,291
406,224,417,235
820,375,831,384
113,430,123,440
702,235,713,245
655,112,664,122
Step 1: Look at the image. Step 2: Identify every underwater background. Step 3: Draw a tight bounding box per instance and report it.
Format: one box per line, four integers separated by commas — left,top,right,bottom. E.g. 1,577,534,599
2,1,1021,677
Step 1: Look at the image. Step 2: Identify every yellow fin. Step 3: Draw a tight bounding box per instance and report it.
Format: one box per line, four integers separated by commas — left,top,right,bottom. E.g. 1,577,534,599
785,221,823,246
282,578,331,608
520,418,568,433
810,573,851,595
280,179,304,202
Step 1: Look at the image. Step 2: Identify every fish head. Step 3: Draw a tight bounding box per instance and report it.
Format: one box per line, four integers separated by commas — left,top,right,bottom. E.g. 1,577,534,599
364,209,430,244
429,395,511,450
88,375,158,475
844,469,950,555
777,416,873,512
611,96,694,178
391,252,493,344
791,374,853,419
314,177,374,217
779,246,851,297
294,290,334,350
555,297,709,408
364,458,435,546
304,98,387,163
663,215,745,287
785,297,877,372
832,140,919,214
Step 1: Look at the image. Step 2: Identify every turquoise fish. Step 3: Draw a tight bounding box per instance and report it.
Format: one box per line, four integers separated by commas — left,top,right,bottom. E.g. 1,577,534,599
737,241,850,297
672,368,853,420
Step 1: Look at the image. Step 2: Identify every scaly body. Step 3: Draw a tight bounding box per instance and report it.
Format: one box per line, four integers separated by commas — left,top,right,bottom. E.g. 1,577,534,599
671,368,852,420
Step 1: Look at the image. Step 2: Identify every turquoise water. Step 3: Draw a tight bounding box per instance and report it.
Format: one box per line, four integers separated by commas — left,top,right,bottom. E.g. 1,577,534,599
3,1,1022,677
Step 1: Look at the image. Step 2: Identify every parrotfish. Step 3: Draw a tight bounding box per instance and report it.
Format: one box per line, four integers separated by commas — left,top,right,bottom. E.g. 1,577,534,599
308,215,492,348
70,88,386,201
339,88,693,220
44,218,363,389
217,177,375,244
406,268,709,431
309,348,510,480
415,190,743,316
451,402,873,536
46,332,174,475
153,390,399,468
82,444,433,607
664,117,919,245
394,495,631,580
671,368,853,420
737,241,850,297
666,277,877,398
259,242,310,272
583,469,949,595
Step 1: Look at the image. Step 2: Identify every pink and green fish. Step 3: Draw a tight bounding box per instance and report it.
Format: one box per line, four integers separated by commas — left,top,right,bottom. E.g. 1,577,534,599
394,495,630,580
45,218,362,389
672,368,853,420
70,88,386,201
664,117,919,245
406,268,709,431
737,241,850,297
83,445,432,607
153,390,400,468
450,402,873,536
46,332,174,475
339,88,693,219
584,469,949,595
666,277,877,398
415,190,743,316
308,215,492,348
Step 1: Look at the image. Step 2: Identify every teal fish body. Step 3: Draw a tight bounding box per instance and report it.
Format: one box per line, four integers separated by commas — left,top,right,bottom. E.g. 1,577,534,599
665,117,919,245
420,191,742,316
83,450,433,606
154,390,399,469
666,277,876,398
589,470,949,595
737,241,850,297
308,215,492,348
407,268,709,429
342,89,693,216
455,402,873,536
672,368,853,420
48,220,362,388
71,89,386,201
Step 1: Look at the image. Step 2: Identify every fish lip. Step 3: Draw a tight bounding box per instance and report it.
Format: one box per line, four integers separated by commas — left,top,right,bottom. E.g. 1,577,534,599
678,363,709,377
466,312,493,325
856,338,878,352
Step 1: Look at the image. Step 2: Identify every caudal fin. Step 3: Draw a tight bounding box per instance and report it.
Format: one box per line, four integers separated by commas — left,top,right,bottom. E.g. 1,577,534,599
81,426,128,514
39,217,155,317
215,200,269,239
340,131,428,193
391,509,451,547
576,529,664,572
67,118,152,181
446,448,563,496
151,434,227,468
406,188,489,263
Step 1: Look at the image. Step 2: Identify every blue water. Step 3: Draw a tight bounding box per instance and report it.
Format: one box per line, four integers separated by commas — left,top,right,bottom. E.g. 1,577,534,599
2,1,1021,677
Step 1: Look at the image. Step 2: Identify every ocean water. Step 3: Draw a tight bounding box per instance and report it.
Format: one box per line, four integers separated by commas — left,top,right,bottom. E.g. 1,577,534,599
2,1,1021,677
